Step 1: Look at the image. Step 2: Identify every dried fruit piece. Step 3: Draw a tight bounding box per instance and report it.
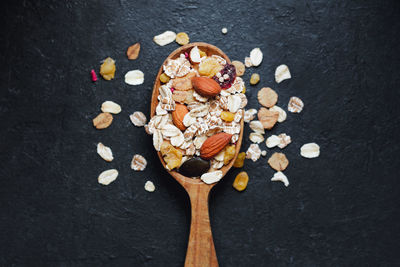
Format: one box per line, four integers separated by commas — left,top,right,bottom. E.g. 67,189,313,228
288,96,304,113
101,101,121,114
257,87,278,108
130,111,147,127
278,133,291,148
244,109,257,122
198,49,207,58
200,132,232,159
99,57,116,80
300,143,320,158
250,73,260,85
160,141,182,170
198,57,223,78
160,73,170,83
90,69,98,82
244,57,252,67
93,112,113,129
176,32,190,45
192,76,222,97
268,152,289,171
144,181,155,192
233,152,246,168
131,154,147,171
97,143,114,162
200,170,223,184
249,132,264,144
223,145,236,165
250,48,263,66
275,64,291,83
266,135,281,148
125,70,144,85
179,157,210,177
189,46,201,63
220,111,235,122
246,144,261,162
271,171,289,187
233,171,249,191
154,31,176,46
231,61,245,76
213,64,236,89
249,120,265,134
126,42,140,60
171,104,189,130
269,106,287,122
258,108,279,129
98,169,118,185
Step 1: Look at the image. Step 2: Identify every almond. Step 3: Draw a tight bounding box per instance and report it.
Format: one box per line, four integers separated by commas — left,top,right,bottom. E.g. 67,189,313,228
172,72,196,91
126,42,140,60
171,104,189,131
200,132,232,159
192,77,221,97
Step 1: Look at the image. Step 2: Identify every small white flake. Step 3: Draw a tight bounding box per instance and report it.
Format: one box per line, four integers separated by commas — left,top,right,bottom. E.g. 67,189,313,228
271,171,289,187
275,64,291,83
144,181,155,192
221,27,228,34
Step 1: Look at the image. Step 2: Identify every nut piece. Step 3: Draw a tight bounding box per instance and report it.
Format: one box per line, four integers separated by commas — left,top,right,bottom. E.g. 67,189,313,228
101,101,121,114
244,109,257,123
125,70,144,85
249,132,264,144
171,104,189,131
192,77,222,97
250,48,263,67
200,133,232,160
246,144,261,162
257,87,278,108
258,108,279,130
153,31,177,46
176,32,190,45
98,169,118,185
275,64,291,83
288,96,304,113
144,181,155,192
126,42,141,60
300,143,320,158
231,61,245,76
269,105,287,122
131,154,147,171
190,46,201,63
271,171,289,187
130,111,147,127
268,152,289,171
201,170,223,184
93,112,113,129
97,143,114,162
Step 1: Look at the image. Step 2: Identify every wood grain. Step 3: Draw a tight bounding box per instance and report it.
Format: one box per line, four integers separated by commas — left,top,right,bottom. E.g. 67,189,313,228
151,43,244,267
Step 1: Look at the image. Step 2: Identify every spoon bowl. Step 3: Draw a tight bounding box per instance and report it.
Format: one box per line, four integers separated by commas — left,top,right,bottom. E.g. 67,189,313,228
151,42,244,267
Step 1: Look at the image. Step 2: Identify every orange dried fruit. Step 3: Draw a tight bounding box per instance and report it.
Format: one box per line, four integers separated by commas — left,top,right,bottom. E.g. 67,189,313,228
233,171,249,191
160,141,182,170
99,57,116,80
198,49,207,58
233,152,246,168
160,73,170,83
223,145,236,165
176,32,190,45
220,111,235,122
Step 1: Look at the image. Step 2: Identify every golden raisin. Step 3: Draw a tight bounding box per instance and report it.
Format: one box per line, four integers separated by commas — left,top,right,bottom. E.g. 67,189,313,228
250,73,260,85
242,85,246,94
199,49,207,58
220,111,235,122
199,57,223,78
176,32,190,45
233,152,246,168
160,73,170,83
99,57,116,80
160,141,182,170
223,145,236,165
233,171,249,191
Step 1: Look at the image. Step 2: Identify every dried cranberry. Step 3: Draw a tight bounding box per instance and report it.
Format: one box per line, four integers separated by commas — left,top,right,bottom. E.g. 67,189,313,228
213,64,236,89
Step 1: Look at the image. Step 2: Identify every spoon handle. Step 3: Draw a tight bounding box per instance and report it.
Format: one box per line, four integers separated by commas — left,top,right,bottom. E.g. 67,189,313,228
184,184,218,267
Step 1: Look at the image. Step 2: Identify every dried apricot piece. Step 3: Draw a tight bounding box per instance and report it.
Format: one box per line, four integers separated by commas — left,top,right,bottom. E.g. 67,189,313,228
233,171,249,191
223,145,236,165
160,73,170,83
250,73,260,85
199,57,223,78
176,32,190,45
220,111,235,122
160,141,182,170
233,152,246,168
99,57,116,80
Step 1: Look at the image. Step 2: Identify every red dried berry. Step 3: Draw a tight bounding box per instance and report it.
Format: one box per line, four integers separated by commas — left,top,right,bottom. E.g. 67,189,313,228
213,64,236,89
90,69,98,82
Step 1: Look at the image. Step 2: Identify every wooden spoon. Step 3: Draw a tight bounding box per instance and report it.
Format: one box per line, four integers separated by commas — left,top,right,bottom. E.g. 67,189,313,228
151,42,244,267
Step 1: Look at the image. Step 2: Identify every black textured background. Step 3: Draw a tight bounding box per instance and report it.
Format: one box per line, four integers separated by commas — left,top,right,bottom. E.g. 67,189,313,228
1,0,400,266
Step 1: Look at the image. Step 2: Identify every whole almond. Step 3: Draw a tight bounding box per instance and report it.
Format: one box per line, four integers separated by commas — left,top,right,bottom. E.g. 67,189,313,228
126,42,140,60
93,112,113,129
200,132,232,159
172,104,189,130
258,87,278,108
192,77,221,97
258,108,279,130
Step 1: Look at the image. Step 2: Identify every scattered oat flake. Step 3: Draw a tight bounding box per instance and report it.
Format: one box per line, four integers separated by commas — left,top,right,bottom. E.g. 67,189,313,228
246,144,261,162
288,96,304,113
176,32,190,45
131,154,147,171
154,31,177,46
130,111,147,127
268,152,289,171
249,132,264,144
278,133,291,149
271,171,289,187
266,135,281,148
244,109,257,123
232,61,245,76
250,48,263,67
249,120,265,134
101,101,121,114
257,87,278,108
97,142,114,162
244,57,252,68
201,171,223,184
144,181,155,192
98,169,118,185
269,106,287,123
300,143,320,158
275,64,291,83
125,70,144,85
93,112,113,129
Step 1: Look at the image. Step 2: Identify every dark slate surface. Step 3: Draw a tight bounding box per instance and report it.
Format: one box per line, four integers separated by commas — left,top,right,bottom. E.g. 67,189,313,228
1,0,400,266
